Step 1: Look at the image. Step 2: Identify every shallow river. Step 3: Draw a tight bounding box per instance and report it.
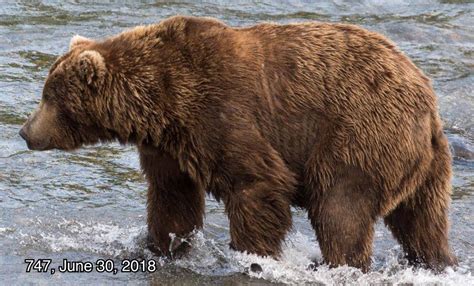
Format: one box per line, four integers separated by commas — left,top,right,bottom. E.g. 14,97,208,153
0,1,473,285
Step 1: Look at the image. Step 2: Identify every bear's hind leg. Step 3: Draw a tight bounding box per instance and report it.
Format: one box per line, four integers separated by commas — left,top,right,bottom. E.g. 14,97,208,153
384,145,457,270
308,166,378,272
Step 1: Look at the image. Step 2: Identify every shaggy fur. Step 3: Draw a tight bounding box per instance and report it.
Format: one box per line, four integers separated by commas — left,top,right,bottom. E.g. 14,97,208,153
20,16,457,271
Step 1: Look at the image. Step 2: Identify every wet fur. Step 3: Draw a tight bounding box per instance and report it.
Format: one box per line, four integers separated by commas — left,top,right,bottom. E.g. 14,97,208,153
25,16,456,271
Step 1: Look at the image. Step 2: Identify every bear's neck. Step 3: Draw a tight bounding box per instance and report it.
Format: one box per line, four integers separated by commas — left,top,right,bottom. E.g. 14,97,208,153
99,37,206,147
97,22,253,148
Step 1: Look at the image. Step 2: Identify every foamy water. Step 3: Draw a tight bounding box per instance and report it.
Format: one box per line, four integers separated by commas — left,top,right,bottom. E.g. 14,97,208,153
8,217,473,285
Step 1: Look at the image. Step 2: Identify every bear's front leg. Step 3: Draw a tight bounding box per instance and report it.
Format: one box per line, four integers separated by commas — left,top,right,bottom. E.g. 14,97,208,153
224,180,293,257
221,137,297,258
139,147,204,258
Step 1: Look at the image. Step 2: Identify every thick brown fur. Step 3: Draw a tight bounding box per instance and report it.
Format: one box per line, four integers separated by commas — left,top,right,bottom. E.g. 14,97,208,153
20,16,457,271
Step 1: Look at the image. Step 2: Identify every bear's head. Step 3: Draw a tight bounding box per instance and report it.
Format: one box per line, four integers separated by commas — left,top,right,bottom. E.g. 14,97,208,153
20,35,116,151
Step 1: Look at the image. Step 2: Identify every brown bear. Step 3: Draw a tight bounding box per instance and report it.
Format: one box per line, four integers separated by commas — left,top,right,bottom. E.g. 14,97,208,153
19,16,457,272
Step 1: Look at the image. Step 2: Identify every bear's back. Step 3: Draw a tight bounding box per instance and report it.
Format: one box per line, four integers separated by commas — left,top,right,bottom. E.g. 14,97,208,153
233,21,440,189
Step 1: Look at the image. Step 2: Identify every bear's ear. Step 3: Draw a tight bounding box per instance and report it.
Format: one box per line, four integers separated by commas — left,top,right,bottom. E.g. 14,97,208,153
69,35,94,50
77,50,106,86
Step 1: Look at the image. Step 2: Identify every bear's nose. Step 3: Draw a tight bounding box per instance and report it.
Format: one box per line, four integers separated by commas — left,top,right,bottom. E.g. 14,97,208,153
19,127,29,142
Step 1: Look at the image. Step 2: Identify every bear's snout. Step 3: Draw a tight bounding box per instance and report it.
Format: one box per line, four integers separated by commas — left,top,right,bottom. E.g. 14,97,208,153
19,127,28,142
19,124,51,151
19,101,60,151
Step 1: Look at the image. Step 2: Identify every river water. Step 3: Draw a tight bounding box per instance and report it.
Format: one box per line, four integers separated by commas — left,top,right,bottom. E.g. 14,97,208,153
0,1,473,285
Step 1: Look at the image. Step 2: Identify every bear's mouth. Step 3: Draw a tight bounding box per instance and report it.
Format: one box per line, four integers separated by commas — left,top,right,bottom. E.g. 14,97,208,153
20,132,52,151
